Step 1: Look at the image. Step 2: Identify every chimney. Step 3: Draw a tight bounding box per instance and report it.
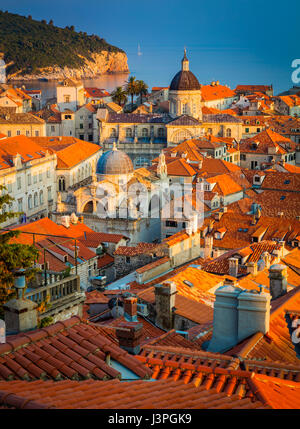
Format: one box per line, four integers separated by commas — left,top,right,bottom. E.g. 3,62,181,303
61,215,70,228
237,290,270,342
123,297,138,322
208,283,270,353
214,211,222,221
207,284,242,353
154,282,177,330
228,258,239,277
204,235,213,259
268,264,287,300
262,252,271,269
4,270,38,334
198,159,203,169
247,261,258,276
115,322,143,355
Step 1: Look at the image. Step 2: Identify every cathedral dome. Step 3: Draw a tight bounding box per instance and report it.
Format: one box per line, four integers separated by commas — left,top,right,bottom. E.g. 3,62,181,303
170,70,201,91
96,144,134,176
169,49,201,91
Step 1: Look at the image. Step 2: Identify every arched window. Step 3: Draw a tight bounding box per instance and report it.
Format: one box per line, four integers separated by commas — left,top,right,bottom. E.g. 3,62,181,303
83,201,94,213
110,128,117,138
226,128,232,137
34,192,38,207
58,176,66,191
158,128,165,137
126,128,133,138
39,190,44,205
182,103,188,114
28,195,32,210
142,128,148,137
173,129,192,144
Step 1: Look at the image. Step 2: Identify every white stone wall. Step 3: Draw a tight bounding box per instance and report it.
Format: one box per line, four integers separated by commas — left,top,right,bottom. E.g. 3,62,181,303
0,153,57,226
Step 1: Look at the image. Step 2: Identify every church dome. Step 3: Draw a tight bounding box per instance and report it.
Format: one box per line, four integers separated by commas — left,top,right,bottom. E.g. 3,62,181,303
96,144,134,176
170,70,201,91
169,49,201,91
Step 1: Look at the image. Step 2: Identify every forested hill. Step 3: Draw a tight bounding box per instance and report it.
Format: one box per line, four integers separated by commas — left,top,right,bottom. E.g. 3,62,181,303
0,10,126,77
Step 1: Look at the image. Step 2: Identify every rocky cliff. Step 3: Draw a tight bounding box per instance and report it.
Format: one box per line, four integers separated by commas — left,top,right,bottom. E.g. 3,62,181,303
8,51,129,81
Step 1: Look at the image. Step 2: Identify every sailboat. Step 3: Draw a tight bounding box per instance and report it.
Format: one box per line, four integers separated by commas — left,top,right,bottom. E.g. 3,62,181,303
137,43,142,56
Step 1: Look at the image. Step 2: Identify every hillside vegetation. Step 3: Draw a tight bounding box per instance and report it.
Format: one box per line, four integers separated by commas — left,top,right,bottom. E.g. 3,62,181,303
0,10,124,76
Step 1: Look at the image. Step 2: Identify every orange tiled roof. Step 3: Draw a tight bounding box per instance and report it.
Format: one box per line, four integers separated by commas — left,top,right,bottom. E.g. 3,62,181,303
0,377,267,409
0,316,152,381
31,136,101,169
240,128,295,155
201,84,236,101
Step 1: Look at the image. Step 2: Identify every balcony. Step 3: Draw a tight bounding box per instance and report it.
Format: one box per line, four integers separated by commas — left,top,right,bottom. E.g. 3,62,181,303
25,275,85,321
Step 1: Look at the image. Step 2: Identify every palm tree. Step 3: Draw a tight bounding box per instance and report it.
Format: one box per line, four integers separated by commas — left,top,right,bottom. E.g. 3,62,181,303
125,76,139,111
136,80,148,105
111,86,128,106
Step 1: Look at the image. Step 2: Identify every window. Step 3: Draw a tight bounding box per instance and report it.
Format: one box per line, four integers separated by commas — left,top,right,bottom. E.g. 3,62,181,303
39,171,42,181
27,174,32,185
35,131,39,137
88,134,93,141
80,123,83,129
142,128,148,137
226,128,232,137
16,130,20,136
47,186,52,201
28,195,33,209
26,130,30,136
17,177,21,190
33,174,37,184
46,169,50,178
110,128,117,138
245,128,249,133
126,128,132,138
17,198,23,212
34,193,38,207
240,154,246,161
7,182,12,193
166,220,177,227
39,190,44,205
158,128,165,137
51,126,55,132
207,128,212,135
126,256,130,264
64,95,70,103
65,115,72,120
79,134,84,140
257,128,260,132
182,103,188,114
7,131,11,137
58,176,66,192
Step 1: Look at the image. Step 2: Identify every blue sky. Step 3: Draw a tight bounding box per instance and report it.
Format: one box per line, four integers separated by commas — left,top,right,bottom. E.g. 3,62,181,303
0,0,299,93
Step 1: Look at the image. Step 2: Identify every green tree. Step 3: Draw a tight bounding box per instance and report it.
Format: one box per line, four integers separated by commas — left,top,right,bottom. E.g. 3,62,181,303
125,76,139,112
0,186,39,317
136,80,148,105
111,86,128,107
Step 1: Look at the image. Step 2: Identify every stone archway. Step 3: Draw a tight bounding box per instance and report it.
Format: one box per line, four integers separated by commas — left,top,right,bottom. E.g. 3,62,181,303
82,200,94,213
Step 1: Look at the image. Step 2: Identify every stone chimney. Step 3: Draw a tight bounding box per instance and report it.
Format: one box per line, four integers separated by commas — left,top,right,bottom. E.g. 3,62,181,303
123,297,138,322
228,257,239,277
207,284,242,353
247,261,258,276
4,270,38,334
268,264,287,300
115,322,143,355
208,284,270,353
204,235,213,259
154,282,177,330
237,290,270,342
262,252,271,269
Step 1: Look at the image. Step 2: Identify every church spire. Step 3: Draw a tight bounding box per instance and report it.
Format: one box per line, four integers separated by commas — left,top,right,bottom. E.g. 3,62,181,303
181,47,189,71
